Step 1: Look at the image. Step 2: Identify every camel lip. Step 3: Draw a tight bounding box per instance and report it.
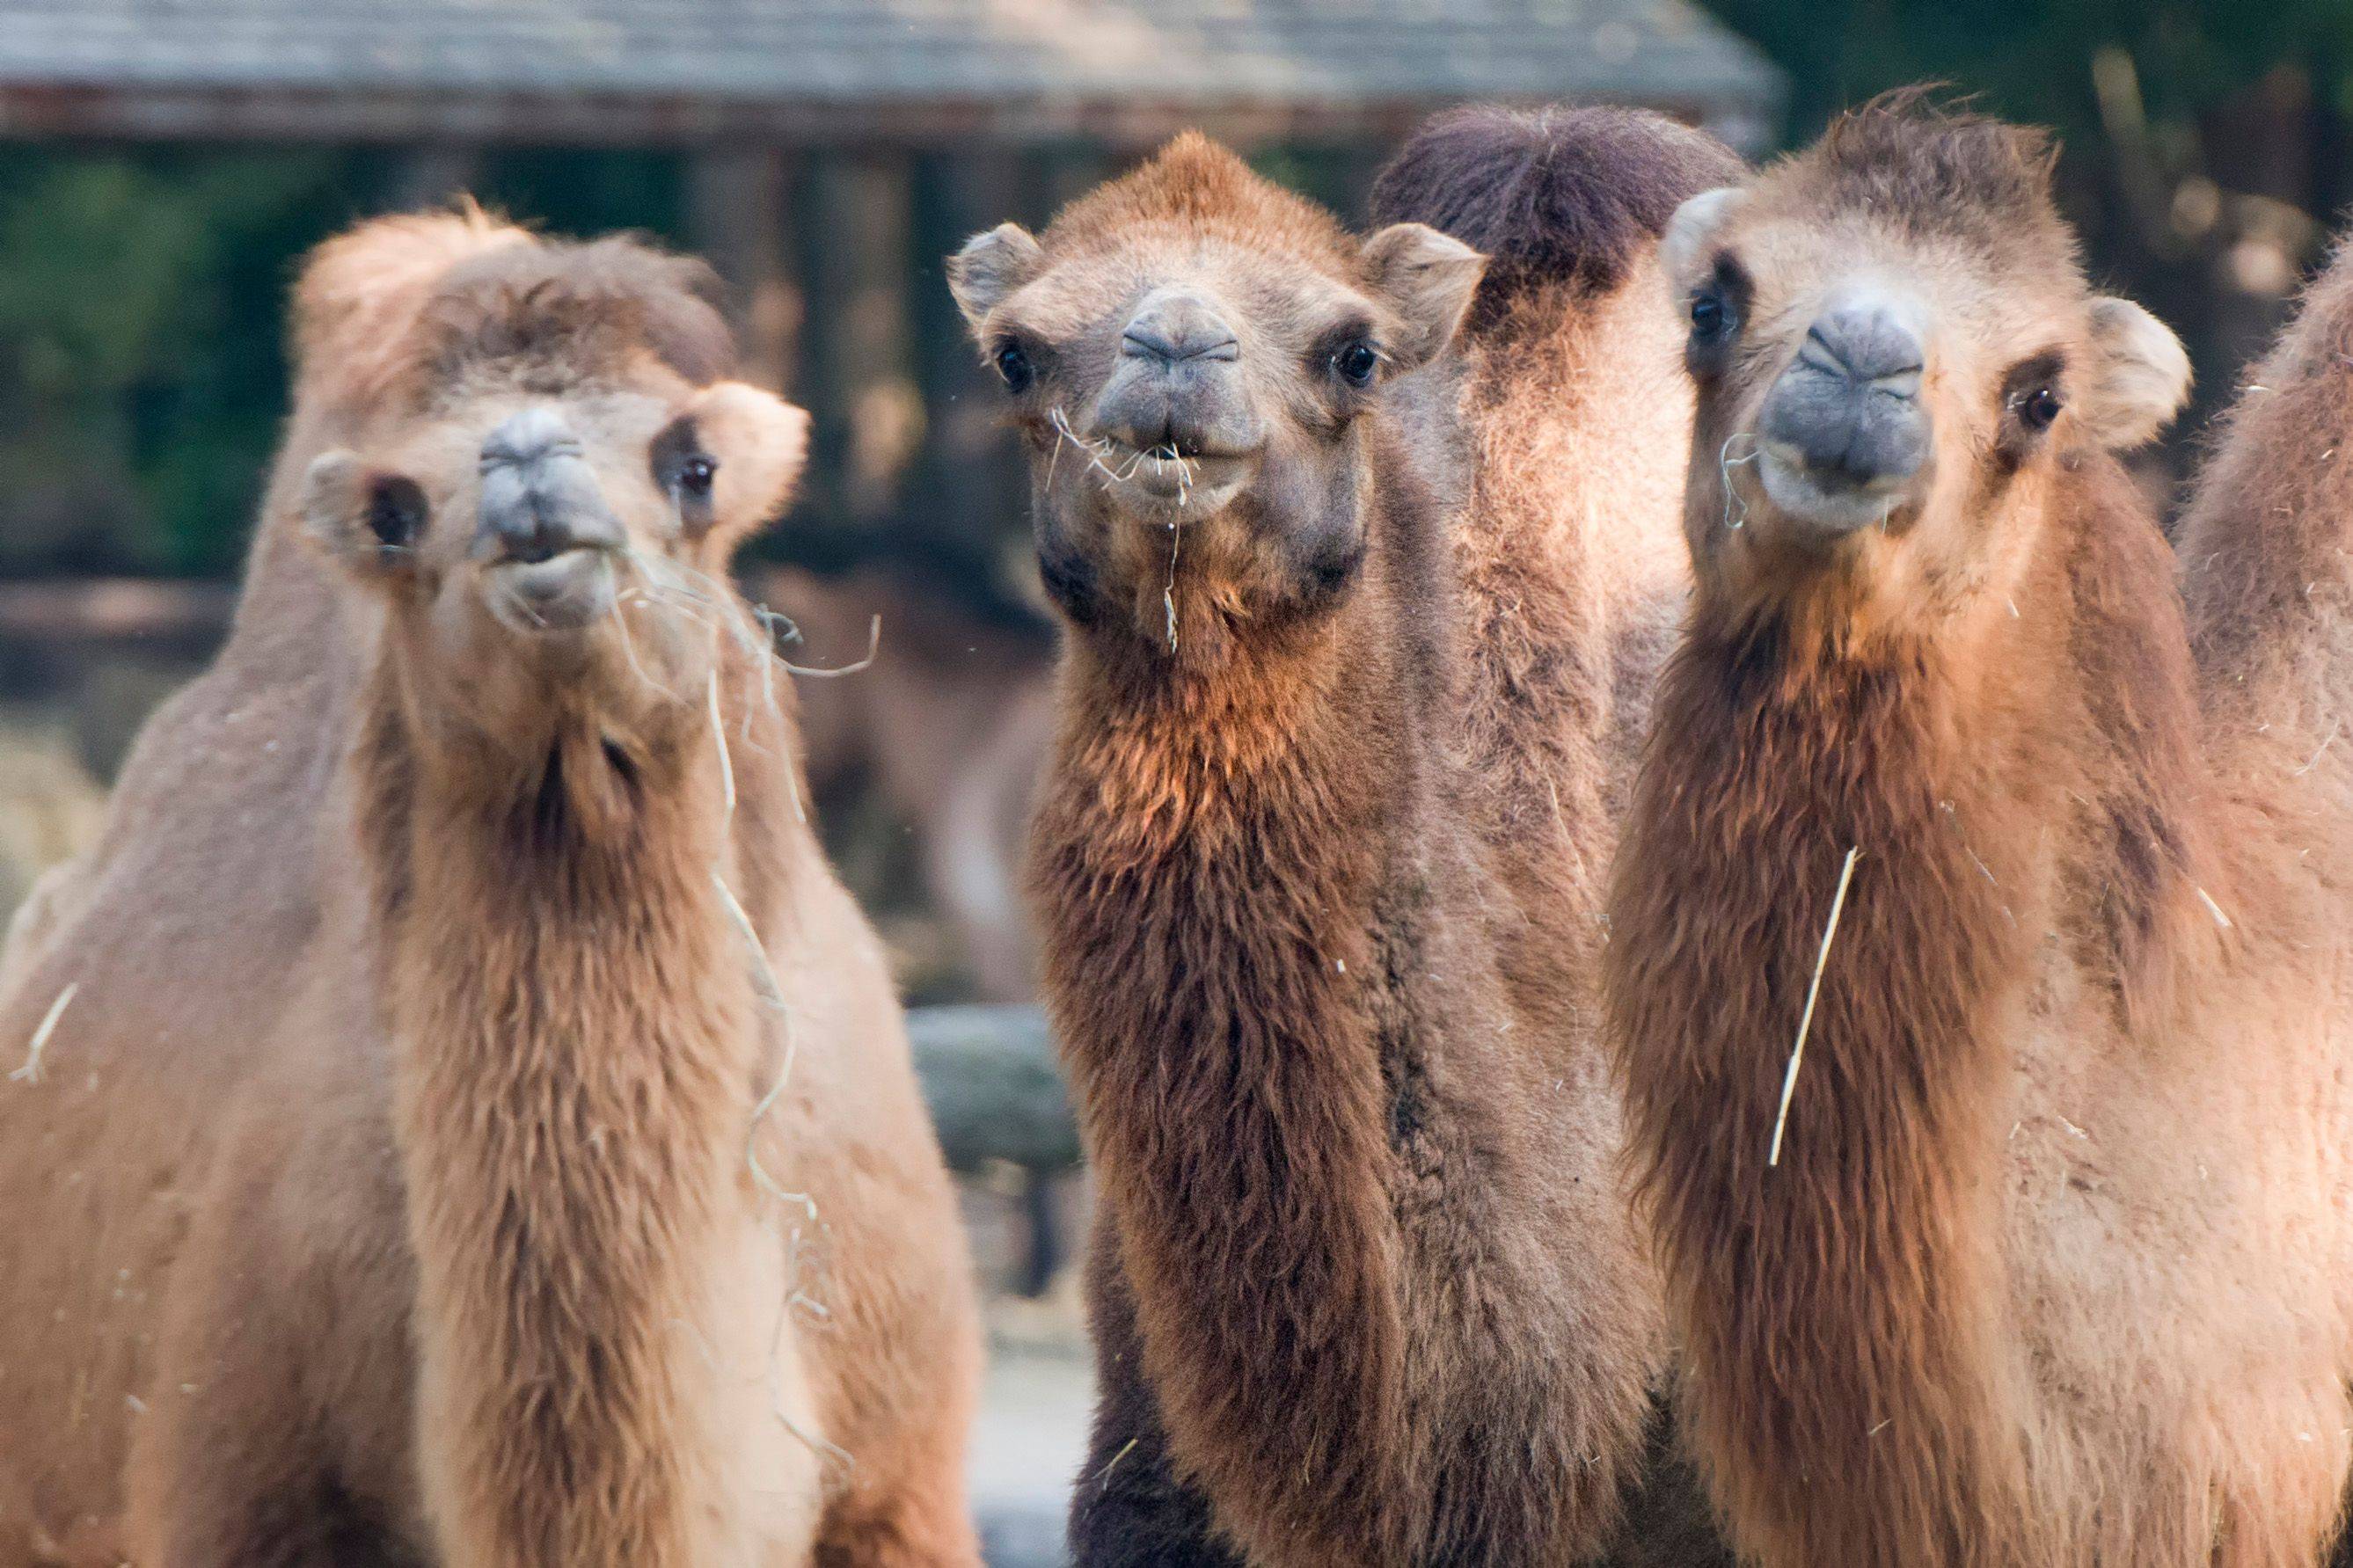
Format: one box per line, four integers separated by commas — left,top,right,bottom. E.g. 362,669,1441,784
1096,443,1258,512
485,548,617,634
1753,441,1919,539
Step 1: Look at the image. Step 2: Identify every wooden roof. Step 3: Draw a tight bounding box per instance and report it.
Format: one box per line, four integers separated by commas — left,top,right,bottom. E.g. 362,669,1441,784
0,0,1782,146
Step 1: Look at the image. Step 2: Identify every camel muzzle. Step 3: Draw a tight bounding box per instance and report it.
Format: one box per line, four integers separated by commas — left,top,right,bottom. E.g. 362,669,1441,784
1087,288,1267,471
1755,299,1930,532
474,406,625,566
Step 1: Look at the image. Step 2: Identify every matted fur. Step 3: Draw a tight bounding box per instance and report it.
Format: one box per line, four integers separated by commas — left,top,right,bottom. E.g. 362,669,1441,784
1004,118,1739,1565
0,214,979,1565
1609,97,2353,1566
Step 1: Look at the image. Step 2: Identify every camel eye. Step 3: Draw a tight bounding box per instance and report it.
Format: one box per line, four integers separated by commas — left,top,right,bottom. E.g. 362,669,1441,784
1334,339,1380,388
1690,290,1734,341
2020,385,2063,432
366,475,427,551
993,340,1035,393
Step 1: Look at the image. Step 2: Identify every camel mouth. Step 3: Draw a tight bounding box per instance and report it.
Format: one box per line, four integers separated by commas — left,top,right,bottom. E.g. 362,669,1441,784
1096,441,1257,514
486,547,618,634
1754,441,1919,539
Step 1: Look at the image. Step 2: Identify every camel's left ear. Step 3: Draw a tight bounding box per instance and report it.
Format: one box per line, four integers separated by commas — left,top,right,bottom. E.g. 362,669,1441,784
674,381,810,551
2079,297,2191,449
1362,222,1487,370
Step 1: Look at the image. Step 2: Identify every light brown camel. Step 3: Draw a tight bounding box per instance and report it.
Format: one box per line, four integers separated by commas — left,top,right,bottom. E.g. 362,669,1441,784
0,210,981,1566
1607,97,2353,1566
950,113,1742,1565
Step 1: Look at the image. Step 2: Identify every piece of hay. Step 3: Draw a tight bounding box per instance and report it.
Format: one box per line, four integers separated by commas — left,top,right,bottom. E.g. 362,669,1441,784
10,981,79,1086
1767,847,1860,1169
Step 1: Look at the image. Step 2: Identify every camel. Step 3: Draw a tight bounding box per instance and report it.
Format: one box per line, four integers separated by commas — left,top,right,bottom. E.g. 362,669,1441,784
1607,95,2353,1566
950,111,1743,1565
0,210,981,1566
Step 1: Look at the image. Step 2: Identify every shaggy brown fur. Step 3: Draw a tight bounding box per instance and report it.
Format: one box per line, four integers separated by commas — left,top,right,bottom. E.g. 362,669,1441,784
1610,97,2353,1566
0,211,980,1565
954,116,1739,1565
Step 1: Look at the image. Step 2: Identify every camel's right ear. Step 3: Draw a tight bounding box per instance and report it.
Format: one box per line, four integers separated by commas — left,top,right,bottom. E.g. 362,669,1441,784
1661,187,1748,295
947,224,1045,333
299,449,428,584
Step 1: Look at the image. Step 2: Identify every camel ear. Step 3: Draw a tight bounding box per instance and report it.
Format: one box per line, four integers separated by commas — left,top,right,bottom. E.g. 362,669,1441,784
299,449,429,584
680,381,810,551
1361,222,1486,369
1661,186,1747,295
948,223,1045,333
2079,297,2190,449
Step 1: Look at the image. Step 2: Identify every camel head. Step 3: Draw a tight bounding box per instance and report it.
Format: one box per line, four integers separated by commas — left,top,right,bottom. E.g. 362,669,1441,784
948,134,1483,657
1663,95,2190,636
293,215,808,771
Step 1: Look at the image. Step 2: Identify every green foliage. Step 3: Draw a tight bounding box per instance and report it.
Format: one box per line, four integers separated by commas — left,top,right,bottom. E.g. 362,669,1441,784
1705,0,2353,147
0,145,688,580
0,146,370,575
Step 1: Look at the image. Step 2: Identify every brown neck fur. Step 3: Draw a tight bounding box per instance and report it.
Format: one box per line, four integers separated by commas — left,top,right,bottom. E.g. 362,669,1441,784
1036,432,1449,1561
1609,452,2215,1564
354,651,781,1565
1038,303,1684,1563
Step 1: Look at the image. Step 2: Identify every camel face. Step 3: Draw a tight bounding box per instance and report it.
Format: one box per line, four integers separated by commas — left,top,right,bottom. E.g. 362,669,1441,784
301,357,807,756
1661,109,2189,628
950,134,1481,647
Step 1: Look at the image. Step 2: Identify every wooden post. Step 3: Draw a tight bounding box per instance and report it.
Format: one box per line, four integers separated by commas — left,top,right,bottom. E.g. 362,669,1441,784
687,145,800,396
910,150,1027,595
806,150,919,533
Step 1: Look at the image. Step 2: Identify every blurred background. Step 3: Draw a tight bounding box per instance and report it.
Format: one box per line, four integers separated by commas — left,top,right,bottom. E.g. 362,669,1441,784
0,0,2342,1558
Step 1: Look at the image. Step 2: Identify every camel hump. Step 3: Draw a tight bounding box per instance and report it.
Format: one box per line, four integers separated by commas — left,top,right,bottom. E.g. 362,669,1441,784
2256,230,2353,388
1371,104,1743,316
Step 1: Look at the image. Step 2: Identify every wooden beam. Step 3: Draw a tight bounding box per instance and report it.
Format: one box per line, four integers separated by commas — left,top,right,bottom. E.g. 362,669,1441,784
687,145,800,395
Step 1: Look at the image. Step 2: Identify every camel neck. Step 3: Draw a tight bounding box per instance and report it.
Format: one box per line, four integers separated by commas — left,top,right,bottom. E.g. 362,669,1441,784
359,693,762,1566
1609,458,2204,1563
1036,523,1515,1560
1611,616,2030,1562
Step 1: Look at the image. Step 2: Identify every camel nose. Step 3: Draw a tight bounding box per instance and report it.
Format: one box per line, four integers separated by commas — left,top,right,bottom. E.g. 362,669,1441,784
1089,288,1265,460
1758,299,1931,493
1120,294,1241,367
475,407,625,565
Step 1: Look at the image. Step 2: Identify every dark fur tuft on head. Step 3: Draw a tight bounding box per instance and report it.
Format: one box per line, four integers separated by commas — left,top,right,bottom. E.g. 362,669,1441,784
294,209,735,416
418,234,735,393
1803,87,2071,269
1372,105,1743,317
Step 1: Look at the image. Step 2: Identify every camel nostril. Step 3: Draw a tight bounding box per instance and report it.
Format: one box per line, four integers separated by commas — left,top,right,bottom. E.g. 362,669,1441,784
475,407,624,565
1118,288,1243,369
1122,326,1242,365
1805,309,1926,390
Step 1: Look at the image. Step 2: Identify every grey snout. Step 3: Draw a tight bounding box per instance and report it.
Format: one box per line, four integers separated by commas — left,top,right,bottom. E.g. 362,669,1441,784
1089,288,1265,459
1758,304,1930,493
475,407,625,565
